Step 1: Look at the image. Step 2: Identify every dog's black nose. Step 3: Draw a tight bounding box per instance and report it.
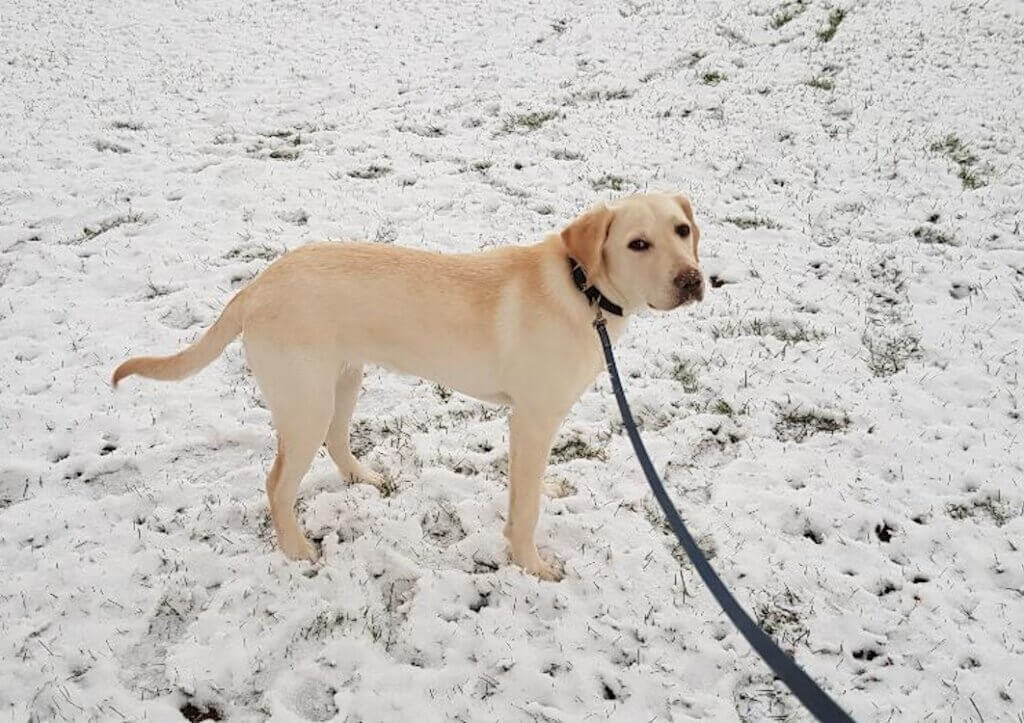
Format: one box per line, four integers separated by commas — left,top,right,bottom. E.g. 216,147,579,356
675,269,703,294
674,269,704,303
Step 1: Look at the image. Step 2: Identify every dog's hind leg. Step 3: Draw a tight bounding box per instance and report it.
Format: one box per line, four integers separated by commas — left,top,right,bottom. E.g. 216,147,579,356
248,341,336,561
325,363,386,488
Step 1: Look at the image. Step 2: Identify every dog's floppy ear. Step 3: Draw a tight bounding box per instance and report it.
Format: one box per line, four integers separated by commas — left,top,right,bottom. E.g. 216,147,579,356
561,204,614,279
674,194,700,259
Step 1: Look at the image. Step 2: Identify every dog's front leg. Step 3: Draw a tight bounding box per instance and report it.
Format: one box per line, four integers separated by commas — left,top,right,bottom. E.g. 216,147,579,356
504,408,564,581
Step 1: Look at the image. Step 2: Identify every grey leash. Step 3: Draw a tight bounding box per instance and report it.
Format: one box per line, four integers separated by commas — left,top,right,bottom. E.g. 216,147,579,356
593,313,856,723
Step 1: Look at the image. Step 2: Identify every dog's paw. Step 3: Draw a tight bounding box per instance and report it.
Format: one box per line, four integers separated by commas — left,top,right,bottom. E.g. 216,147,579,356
530,558,564,582
281,535,320,563
341,460,388,489
542,478,576,499
511,549,564,582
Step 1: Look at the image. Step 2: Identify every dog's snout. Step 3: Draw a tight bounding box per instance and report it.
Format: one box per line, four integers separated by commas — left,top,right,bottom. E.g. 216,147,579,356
674,269,704,304
674,269,701,290
675,270,702,291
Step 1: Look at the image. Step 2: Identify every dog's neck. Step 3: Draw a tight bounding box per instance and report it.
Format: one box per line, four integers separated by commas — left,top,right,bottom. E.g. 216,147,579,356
566,258,624,317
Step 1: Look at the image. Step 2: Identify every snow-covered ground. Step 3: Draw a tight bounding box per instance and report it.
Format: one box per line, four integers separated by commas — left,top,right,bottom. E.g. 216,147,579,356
2,0,1023,720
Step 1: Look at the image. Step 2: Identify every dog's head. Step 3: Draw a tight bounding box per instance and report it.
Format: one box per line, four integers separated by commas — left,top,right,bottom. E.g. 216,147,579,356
561,192,703,312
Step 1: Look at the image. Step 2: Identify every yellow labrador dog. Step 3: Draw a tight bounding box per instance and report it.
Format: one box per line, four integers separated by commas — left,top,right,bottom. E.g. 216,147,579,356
113,193,702,580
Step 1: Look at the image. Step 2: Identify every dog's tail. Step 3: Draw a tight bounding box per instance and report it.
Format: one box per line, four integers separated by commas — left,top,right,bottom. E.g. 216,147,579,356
112,291,246,388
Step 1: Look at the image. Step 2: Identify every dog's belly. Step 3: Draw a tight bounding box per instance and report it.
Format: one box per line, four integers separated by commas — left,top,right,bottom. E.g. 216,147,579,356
360,342,512,406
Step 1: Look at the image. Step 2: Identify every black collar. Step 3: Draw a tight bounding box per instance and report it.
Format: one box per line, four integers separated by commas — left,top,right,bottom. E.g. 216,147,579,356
568,258,623,317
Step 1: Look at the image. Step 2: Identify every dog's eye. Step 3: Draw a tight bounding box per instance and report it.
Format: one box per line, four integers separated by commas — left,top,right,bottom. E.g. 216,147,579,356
628,238,651,251
675,223,691,238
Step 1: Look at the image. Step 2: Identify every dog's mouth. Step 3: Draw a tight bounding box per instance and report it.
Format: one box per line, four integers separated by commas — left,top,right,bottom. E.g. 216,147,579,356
649,289,704,311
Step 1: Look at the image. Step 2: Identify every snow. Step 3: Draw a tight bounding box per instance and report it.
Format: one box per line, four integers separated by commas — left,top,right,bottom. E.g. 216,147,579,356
2,0,1023,720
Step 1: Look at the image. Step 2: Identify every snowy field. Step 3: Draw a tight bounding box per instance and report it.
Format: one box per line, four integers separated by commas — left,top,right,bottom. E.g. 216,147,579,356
2,0,1023,720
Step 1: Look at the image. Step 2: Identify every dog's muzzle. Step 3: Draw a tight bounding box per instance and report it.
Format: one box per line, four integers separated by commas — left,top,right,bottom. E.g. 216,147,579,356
674,269,704,304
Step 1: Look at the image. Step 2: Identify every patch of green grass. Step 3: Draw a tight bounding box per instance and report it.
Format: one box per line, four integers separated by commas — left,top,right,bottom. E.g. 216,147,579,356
641,499,717,565
349,416,417,462
604,87,633,100
421,501,466,544
72,212,145,244
483,177,529,198
566,88,634,105
709,399,748,416
269,147,300,160
644,51,708,83
775,407,849,442
223,243,282,263
670,533,717,569
551,149,583,161
259,128,295,139
259,121,336,138
143,281,177,299
550,434,607,464
397,123,446,138
347,164,391,180
374,475,399,498
591,174,631,192
947,493,1019,527
670,357,700,393
912,225,957,246
712,399,734,416
93,139,130,154
297,609,350,640
111,119,145,131
280,209,309,226
770,0,807,29
863,328,921,377
756,588,809,652
712,318,825,343
929,135,977,165
687,50,708,67
817,7,846,41
735,676,796,723
957,166,986,189
501,110,560,134
701,71,726,85
722,215,781,230
929,134,989,189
